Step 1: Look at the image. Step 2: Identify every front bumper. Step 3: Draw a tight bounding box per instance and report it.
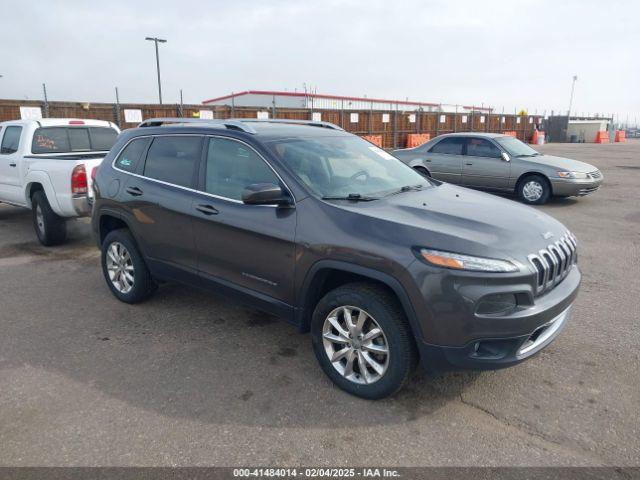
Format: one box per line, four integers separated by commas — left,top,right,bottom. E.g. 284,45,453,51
550,177,603,197
406,258,581,373
418,305,571,372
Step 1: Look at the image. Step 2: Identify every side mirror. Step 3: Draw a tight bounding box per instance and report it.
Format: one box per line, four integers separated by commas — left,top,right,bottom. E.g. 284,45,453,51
241,183,293,207
501,152,511,162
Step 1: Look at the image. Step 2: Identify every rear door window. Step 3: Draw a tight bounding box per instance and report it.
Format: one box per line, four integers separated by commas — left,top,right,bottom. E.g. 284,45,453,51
466,138,502,158
429,137,464,155
32,127,118,154
143,136,203,188
1,126,23,154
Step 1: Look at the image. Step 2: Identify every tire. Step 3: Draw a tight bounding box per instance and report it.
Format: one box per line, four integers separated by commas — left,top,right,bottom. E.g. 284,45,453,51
311,282,418,399
31,190,67,246
414,166,431,178
101,229,157,303
517,174,551,205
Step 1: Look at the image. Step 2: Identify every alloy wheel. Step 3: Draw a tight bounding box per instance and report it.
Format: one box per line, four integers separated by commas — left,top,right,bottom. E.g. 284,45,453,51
322,306,390,385
106,241,135,294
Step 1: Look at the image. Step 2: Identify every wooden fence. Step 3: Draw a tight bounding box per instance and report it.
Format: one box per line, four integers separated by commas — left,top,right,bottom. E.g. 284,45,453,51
0,99,542,149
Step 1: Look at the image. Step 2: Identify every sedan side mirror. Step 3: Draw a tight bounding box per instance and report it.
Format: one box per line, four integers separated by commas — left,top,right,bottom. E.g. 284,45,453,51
242,183,293,207
501,152,511,162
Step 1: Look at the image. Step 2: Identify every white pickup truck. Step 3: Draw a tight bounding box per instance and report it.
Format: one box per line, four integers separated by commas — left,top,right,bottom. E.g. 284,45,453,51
0,118,120,245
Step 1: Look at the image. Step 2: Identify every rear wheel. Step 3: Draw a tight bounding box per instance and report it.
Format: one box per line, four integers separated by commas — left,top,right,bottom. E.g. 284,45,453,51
31,190,67,246
517,174,551,205
311,282,417,399
101,229,157,303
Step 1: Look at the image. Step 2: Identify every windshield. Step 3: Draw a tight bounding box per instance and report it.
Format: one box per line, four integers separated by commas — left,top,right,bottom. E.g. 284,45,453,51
495,136,539,157
32,127,118,154
268,136,429,198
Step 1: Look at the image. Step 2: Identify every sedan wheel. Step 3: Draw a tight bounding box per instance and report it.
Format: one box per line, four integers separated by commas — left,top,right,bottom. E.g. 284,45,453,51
522,180,544,202
322,305,390,385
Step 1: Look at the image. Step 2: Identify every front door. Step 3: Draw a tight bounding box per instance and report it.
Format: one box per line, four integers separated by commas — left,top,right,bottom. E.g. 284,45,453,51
423,136,465,184
192,136,297,307
0,126,25,205
121,135,203,275
462,137,510,189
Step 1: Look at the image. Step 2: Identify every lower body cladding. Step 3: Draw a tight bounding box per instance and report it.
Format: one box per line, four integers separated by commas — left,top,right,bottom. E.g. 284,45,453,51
406,262,581,373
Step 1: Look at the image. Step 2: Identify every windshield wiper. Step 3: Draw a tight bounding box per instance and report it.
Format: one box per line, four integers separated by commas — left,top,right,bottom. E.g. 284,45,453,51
321,193,379,201
384,184,425,197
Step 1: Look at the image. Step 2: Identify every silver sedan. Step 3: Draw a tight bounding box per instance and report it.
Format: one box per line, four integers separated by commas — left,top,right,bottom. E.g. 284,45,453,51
393,133,603,204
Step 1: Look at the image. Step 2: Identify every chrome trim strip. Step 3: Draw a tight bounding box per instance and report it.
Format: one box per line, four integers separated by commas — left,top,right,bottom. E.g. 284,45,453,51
110,133,295,208
517,306,571,357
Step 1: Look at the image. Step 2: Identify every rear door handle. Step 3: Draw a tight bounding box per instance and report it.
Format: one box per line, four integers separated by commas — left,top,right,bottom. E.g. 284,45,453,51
465,162,473,165
125,186,143,196
9,162,17,167
195,204,219,216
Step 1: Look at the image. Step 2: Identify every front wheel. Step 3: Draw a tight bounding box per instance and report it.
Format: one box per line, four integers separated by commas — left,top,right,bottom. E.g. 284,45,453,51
517,174,551,205
31,190,67,246
101,229,157,303
311,282,417,399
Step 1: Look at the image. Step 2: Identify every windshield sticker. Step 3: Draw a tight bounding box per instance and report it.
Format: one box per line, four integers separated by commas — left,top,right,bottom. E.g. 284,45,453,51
368,146,395,160
119,158,132,167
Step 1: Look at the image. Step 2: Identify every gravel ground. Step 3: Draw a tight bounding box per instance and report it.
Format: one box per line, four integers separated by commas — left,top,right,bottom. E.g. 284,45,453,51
0,140,638,467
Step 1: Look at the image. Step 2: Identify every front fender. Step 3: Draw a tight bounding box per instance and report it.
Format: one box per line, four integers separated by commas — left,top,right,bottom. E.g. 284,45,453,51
23,171,63,215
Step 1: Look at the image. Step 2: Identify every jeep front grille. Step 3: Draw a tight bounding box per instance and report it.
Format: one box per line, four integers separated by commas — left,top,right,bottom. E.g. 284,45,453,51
528,232,577,295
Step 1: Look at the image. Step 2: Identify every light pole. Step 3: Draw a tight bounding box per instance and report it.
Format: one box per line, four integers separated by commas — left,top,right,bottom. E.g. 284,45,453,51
567,75,578,118
145,36,167,104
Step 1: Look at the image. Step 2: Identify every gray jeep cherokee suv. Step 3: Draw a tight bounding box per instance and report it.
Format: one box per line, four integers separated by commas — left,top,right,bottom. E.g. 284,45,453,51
92,118,580,399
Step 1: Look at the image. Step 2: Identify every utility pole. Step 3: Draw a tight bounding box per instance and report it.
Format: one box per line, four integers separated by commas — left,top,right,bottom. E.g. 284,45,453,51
42,83,49,118
114,87,121,127
567,75,578,117
145,36,167,104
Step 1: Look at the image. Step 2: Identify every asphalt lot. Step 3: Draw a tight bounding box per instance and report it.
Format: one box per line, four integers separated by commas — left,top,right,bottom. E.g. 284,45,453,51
0,140,638,467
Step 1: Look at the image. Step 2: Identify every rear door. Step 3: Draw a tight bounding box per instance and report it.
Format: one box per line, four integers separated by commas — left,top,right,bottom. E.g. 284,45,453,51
0,125,25,204
120,135,203,276
192,136,297,308
462,137,510,189
424,137,464,184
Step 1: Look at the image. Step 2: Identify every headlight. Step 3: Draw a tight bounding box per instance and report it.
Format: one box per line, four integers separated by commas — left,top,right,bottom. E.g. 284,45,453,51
418,248,519,273
557,171,588,179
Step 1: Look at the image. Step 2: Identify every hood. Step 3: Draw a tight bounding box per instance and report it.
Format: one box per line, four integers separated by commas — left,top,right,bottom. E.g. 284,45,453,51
332,183,570,262
523,154,596,173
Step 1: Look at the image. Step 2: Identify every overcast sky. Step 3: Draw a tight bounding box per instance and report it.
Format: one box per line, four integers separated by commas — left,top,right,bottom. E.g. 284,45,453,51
1,0,638,122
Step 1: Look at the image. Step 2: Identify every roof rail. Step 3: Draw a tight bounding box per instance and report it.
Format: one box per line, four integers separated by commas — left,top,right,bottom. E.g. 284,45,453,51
236,118,344,131
137,118,257,134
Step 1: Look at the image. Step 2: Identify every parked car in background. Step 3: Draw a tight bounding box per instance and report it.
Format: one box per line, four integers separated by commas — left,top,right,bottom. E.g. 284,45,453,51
92,118,580,399
0,119,120,245
393,133,603,204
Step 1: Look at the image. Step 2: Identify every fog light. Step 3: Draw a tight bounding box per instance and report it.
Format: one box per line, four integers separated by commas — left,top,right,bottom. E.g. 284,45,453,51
476,293,517,316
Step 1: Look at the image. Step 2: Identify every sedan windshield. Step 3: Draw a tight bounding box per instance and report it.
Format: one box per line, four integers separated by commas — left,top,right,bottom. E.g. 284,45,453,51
268,136,429,198
495,136,540,157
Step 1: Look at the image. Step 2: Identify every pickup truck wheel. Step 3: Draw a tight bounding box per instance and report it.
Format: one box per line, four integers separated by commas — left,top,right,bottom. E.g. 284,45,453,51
311,282,418,399
517,174,551,205
31,191,67,246
101,229,156,303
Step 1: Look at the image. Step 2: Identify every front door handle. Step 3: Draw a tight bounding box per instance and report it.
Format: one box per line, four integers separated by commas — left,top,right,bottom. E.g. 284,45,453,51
196,204,219,216
465,162,473,165
125,186,143,196
424,158,432,162
9,162,17,167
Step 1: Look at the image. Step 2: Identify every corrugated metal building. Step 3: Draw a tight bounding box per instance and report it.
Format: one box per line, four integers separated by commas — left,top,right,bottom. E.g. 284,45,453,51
202,90,492,113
